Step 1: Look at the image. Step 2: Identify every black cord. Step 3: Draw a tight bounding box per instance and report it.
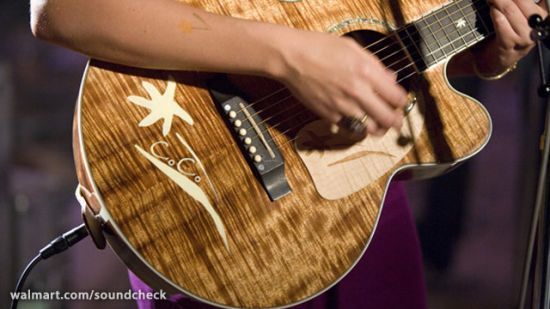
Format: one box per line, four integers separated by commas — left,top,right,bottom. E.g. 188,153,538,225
10,254,41,309
10,223,89,309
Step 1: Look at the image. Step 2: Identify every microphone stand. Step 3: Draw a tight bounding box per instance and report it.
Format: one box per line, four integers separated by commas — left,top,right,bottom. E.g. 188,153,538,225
518,11,550,309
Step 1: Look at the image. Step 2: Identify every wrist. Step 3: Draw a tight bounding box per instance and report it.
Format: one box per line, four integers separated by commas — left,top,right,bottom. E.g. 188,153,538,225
472,59,517,80
470,41,517,80
241,21,296,80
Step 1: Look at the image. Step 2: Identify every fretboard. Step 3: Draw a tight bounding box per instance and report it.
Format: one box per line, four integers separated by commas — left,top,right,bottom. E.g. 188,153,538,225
397,0,493,71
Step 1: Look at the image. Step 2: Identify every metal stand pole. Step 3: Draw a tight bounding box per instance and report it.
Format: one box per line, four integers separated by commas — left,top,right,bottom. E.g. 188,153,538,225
518,11,550,308
518,66,550,309
540,106,550,309
0,63,15,307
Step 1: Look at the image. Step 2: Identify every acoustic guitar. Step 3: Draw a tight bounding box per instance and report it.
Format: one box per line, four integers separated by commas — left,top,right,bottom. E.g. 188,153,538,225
73,0,494,307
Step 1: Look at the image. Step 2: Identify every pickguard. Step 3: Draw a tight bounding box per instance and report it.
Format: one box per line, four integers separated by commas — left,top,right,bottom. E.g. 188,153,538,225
295,104,425,200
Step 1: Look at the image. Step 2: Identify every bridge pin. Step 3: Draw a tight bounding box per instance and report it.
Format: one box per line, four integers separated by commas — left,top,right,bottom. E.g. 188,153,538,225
253,155,262,163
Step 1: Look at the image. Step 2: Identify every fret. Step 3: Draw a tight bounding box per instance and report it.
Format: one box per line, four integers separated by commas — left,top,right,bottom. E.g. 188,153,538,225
398,25,427,71
471,0,493,35
456,0,487,45
405,0,494,71
393,0,494,74
383,33,415,69
425,19,447,62
455,1,479,44
445,3,470,47
381,32,419,85
435,9,460,53
430,11,455,56
416,18,446,65
423,14,450,61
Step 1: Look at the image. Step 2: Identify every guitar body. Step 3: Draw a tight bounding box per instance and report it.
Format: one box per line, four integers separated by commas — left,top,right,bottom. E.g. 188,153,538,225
74,0,491,308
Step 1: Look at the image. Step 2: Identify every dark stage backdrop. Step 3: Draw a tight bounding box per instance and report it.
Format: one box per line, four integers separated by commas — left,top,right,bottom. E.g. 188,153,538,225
0,1,545,309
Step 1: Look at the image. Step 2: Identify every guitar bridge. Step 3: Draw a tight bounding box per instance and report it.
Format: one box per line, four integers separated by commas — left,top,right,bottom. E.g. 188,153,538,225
208,76,291,201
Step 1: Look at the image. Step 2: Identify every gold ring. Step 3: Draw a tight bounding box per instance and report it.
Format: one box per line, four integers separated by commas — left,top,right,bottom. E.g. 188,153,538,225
360,114,369,124
339,116,366,134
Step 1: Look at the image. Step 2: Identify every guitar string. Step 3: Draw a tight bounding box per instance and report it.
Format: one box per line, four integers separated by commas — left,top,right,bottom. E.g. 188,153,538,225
264,69,420,151
255,1,491,131
244,55,414,131
243,66,417,157
230,10,491,138
272,0,495,150
235,0,489,116
242,48,415,127
242,0,489,126
237,68,418,162
239,10,491,145
266,15,488,150
243,41,474,150
255,0,493,145
226,0,490,120
239,3,490,132
242,57,415,140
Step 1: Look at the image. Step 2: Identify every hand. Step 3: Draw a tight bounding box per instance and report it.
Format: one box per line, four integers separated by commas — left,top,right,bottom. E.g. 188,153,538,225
474,0,547,76
274,29,408,136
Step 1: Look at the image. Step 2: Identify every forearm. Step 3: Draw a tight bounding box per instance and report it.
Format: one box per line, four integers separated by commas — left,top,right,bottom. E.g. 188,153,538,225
28,0,414,132
30,0,288,77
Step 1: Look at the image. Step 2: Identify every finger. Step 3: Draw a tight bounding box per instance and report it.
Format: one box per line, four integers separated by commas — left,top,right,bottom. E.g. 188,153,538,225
363,118,392,137
363,52,394,77
373,128,388,136
333,98,368,124
360,51,403,91
315,104,341,124
343,68,403,129
515,0,548,44
361,53,409,110
290,85,344,124
299,98,341,123
515,0,548,18
367,71,408,110
491,7,521,49
541,0,549,15
490,0,533,38
354,89,402,130
364,118,383,136
347,69,407,112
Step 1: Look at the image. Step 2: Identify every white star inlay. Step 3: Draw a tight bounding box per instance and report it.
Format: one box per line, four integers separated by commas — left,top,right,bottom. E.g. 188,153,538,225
456,18,467,29
128,78,193,136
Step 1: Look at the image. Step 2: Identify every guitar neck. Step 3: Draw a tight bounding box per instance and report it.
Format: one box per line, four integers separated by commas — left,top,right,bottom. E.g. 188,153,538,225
397,0,493,71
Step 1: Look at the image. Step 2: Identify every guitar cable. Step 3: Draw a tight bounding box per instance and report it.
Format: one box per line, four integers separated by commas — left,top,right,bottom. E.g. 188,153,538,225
10,223,89,309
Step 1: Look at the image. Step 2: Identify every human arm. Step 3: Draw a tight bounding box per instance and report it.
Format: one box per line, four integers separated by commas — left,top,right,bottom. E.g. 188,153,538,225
30,0,407,134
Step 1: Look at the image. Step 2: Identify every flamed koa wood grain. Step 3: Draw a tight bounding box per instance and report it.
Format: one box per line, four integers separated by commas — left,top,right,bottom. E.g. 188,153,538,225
75,0,491,308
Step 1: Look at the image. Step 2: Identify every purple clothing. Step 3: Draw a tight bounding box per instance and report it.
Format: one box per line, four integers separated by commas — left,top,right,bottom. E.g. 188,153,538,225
129,182,426,309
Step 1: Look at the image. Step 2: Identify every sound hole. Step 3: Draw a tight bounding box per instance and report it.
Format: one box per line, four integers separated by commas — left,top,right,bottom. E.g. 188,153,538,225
226,30,417,141
344,30,415,91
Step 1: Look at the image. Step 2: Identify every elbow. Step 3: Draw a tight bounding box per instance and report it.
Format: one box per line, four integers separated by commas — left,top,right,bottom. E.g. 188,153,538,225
30,0,50,40
30,16,48,41
30,0,60,42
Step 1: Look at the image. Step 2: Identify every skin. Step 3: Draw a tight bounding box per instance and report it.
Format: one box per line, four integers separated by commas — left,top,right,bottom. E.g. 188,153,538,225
30,0,546,136
449,0,547,77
